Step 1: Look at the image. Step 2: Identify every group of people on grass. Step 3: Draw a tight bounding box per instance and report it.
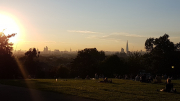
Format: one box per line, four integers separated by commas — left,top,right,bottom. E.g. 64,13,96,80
115,73,177,93
134,74,177,93
134,74,153,83
79,73,177,92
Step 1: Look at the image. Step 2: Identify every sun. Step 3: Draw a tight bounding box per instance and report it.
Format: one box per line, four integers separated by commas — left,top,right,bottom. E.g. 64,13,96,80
0,14,20,43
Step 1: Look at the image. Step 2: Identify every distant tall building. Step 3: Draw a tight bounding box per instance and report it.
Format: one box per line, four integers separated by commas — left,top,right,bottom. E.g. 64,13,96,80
126,40,129,53
44,46,48,53
121,48,125,53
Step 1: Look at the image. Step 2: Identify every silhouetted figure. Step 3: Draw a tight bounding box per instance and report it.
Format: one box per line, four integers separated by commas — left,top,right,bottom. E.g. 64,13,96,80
125,75,128,79
154,75,162,83
135,75,140,81
148,75,153,83
95,73,99,79
159,78,176,92
75,76,81,79
85,75,90,79
99,77,112,83
118,75,121,79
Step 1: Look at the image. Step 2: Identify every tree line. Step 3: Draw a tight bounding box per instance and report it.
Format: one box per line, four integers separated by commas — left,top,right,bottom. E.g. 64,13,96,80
0,32,180,79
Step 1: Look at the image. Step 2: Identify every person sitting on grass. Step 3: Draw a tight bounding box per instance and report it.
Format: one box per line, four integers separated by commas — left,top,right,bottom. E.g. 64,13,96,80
154,75,162,83
85,75,90,79
159,78,176,92
99,77,112,83
135,75,140,81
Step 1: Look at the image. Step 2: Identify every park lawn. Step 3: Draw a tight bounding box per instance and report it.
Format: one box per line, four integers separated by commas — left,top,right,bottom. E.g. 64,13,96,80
0,79,180,101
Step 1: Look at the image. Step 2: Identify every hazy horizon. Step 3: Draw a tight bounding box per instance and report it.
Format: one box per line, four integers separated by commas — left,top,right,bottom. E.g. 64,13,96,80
0,0,180,51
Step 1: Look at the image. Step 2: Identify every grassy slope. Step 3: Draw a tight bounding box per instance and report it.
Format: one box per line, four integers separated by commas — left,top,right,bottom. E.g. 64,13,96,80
0,79,180,101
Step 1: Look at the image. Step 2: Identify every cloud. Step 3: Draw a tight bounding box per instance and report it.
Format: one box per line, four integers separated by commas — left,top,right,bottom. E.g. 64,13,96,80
87,32,147,43
67,30,98,34
88,32,145,39
111,33,145,38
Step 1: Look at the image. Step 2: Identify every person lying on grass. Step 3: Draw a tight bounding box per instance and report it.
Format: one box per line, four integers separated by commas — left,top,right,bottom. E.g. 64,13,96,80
99,77,112,83
158,78,176,93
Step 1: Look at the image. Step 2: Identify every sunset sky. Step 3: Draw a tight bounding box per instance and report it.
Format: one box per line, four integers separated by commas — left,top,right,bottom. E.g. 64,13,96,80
0,0,180,51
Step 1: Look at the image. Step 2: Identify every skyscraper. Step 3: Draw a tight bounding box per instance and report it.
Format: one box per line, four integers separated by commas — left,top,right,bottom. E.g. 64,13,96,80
126,40,129,53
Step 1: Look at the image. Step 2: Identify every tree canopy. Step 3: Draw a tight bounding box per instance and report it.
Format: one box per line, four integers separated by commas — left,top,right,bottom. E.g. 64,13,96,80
25,48,40,61
145,34,178,53
0,30,20,79
0,31,16,56
71,48,105,78
144,34,180,76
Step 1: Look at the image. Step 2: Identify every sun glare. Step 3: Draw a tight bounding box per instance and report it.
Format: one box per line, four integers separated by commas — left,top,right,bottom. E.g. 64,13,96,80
0,14,20,43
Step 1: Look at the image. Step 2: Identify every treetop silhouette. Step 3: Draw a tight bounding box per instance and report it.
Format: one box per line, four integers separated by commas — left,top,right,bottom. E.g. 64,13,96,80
0,30,16,56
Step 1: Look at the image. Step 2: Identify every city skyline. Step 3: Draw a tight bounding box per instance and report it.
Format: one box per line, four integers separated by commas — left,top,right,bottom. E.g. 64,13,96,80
0,0,180,51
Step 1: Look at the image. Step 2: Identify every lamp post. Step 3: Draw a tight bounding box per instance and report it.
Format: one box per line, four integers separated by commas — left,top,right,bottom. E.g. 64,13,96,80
172,66,174,79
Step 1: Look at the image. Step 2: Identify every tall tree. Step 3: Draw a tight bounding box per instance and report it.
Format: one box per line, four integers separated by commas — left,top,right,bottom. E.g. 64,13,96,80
24,48,40,77
144,34,180,75
71,48,105,78
25,48,40,61
127,52,143,75
0,30,20,78
99,55,126,77
0,30,16,56
145,34,176,53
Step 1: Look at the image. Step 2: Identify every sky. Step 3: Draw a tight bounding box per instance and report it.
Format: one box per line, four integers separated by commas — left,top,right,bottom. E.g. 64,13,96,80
0,0,180,51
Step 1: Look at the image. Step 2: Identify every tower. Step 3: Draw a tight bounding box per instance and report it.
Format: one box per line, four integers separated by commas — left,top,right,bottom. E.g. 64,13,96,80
126,40,129,53
121,48,124,53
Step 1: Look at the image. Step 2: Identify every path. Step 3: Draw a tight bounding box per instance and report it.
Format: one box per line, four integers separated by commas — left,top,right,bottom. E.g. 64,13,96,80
0,84,96,101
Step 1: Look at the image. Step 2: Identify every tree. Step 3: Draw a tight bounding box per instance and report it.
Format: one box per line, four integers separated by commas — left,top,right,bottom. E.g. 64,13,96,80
144,34,180,75
0,30,16,56
145,38,154,52
71,48,105,78
56,65,70,78
145,34,176,53
127,52,143,75
25,48,40,61
99,55,126,77
0,30,20,79
23,48,40,77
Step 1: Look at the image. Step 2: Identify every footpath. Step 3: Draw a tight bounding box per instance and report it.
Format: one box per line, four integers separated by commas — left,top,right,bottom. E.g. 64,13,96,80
0,84,95,101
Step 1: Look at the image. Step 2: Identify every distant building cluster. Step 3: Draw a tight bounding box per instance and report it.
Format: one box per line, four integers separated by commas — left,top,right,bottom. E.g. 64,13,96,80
13,40,147,56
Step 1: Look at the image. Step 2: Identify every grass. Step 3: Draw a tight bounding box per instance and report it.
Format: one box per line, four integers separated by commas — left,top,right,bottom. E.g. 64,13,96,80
0,79,180,101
